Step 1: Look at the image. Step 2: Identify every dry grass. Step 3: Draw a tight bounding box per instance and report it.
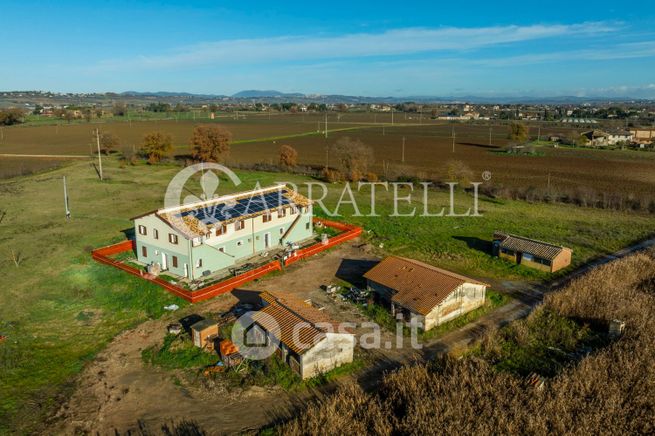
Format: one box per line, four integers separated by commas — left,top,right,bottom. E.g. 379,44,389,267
280,249,655,435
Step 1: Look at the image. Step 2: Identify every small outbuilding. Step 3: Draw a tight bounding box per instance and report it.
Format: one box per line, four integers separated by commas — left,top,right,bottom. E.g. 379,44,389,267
493,232,572,273
363,256,489,331
250,291,355,379
190,319,219,351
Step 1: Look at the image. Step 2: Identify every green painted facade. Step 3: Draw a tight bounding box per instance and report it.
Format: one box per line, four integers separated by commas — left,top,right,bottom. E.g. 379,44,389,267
133,205,313,280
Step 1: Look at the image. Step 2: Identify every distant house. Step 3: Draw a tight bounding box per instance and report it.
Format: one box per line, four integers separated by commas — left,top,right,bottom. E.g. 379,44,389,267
493,232,572,273
363,256,488,331
630,129,655,146
250,291,354,379
132,184,313,280
581,129,633,146
580,129,610,146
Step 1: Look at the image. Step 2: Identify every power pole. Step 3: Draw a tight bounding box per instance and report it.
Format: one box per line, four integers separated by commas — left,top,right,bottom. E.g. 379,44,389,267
537,125,541,142
402,136,406,162
391,107,394,125
324,113,328,138
451,126,456,153
96,128,103,180
63,176,71,219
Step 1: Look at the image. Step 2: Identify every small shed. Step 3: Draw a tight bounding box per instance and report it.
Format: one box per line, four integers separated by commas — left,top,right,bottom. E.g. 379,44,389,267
190,319,219,351
493,232,572,273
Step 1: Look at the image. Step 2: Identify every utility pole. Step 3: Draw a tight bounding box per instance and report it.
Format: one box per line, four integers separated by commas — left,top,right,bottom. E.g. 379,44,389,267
95,128,103,180
324,113,328,138
451,126,456,153
391,107,394,125
402,136,406,162
537,125,541,142
63,176,71,219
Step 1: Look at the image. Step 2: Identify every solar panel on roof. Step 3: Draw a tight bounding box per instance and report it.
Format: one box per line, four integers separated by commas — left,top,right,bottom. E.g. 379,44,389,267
175,189,292,224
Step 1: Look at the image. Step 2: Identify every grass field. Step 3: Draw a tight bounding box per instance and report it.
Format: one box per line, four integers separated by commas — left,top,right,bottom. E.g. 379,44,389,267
0,157,654,432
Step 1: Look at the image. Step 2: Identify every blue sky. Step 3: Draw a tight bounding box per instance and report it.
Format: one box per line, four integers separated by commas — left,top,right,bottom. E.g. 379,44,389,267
1,0,654,97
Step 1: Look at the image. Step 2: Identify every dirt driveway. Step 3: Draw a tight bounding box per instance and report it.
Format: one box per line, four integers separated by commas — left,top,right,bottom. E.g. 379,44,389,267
46,241,381,435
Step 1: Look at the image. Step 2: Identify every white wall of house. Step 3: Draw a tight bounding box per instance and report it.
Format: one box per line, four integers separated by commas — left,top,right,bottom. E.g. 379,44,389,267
299,333,355,379
424,283,486,330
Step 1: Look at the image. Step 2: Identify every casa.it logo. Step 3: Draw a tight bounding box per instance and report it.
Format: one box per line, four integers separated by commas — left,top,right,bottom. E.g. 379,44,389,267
231,311,280,360
164,163,243,234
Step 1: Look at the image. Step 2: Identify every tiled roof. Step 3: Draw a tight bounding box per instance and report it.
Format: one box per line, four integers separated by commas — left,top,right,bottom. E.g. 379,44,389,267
494,232,567,261
363,256,488,316
252,291,347,355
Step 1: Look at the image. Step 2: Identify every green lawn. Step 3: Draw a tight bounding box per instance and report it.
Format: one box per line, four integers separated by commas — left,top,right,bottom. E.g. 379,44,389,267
0,157,653,432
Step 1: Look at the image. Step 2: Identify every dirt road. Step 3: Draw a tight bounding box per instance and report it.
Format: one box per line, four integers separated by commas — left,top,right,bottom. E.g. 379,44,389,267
46,236,655,434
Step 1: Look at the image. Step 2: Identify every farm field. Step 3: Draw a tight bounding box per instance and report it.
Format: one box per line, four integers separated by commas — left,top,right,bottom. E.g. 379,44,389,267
1,158,654,432
2,115,654,207
239,124,655,202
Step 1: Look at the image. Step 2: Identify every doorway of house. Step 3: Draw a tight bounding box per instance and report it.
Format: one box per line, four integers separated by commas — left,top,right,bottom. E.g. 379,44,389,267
264,232,271,249
161,253,168,270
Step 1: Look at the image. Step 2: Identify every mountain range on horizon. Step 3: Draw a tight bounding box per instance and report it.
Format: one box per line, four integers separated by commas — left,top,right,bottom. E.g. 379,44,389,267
116,90,655,104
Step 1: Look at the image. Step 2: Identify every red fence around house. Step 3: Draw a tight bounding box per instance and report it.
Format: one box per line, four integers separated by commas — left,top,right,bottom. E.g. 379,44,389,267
284,218,363,266
91,218,362,303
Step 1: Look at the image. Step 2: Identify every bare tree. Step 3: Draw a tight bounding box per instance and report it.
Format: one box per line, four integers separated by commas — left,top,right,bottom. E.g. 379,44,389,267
330,137,374,181
279,144,299,168
190,125,232,163
98,131,120,155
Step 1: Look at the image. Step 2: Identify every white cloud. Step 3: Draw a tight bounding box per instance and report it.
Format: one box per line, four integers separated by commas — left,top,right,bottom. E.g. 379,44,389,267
91,21,617,71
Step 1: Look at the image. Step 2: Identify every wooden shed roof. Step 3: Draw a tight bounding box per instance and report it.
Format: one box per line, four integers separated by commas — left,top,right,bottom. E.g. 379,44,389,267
494,232,568,261
363,256,488,316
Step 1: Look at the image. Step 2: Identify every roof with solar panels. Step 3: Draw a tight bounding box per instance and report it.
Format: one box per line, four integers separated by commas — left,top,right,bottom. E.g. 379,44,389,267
132,184,312,239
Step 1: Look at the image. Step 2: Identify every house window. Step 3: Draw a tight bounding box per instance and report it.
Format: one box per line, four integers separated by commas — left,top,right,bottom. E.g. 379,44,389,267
153,229,159,239
523,253,534,262
278,208,286,218
138,225,147,236
305,222,310,230
196,258,202,268
237,240,243,247
289,207,297,215
141,246,147,257
172,256,178,268
263,214,271,223
279,227,285,235
235,220,245,231
168,233,178,245
219,247,225,253
215,224,227,236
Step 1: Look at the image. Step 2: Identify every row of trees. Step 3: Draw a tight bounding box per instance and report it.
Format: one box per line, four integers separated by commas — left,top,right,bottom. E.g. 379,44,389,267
137,125,232,164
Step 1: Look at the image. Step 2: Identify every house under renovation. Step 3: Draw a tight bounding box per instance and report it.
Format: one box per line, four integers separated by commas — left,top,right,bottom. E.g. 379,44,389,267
493,232,572,273
249,291,354,379
363,256,488,331
132,185,314,280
